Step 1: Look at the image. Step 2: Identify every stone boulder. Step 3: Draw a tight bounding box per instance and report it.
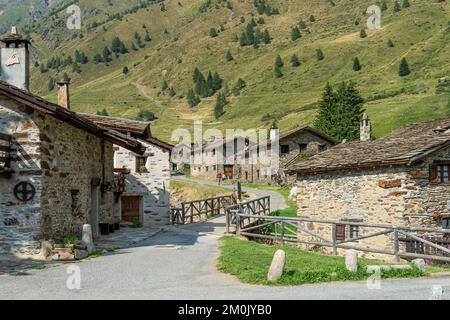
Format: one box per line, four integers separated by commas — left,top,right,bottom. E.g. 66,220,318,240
74,249,89,260
267,250,286,282
81,224,95,254
412,259,426,272
345,250,358,272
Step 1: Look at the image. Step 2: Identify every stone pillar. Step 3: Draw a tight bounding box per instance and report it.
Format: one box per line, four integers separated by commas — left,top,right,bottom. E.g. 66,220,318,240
56,79,71,110
345,249,358,272
81,224,95,254
360,113,371,142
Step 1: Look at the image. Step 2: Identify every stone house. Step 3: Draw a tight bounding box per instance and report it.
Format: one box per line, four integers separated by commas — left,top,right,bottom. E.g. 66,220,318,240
80,114,173,227
189,127,337,184
290,115,450,259
0,29,145,257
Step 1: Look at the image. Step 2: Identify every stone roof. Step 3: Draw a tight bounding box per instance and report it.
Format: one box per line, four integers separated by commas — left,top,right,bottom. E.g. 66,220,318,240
279,126,339,145
290,118,450,175
79,113,173,152
0,80,146,155
78,113,151,138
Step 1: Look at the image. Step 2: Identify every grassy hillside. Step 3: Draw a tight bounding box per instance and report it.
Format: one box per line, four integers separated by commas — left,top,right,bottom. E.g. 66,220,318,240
5,0,450,141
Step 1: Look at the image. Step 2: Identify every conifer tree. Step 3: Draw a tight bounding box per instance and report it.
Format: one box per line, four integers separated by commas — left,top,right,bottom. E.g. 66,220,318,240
316,49,325,61
103,47,112,63
262,29,271,44
402,0,410,8
353,57,362,71
48,78,55,91
299,19,307,29
387,39,395,47
123,66,129,75
214,92,227,119
399,58,411,76
275,55,284,68
187,89,200,107
314,82,365,141
162,80,169,91
93,53,102,64
226,50,234,62
394,1,401,12
232,78,246,96
381,0,388,11
291,54,301,67
360,29,367,38
210,28,218,38
274,65,283,78
291,26,301,41
309,15,316,22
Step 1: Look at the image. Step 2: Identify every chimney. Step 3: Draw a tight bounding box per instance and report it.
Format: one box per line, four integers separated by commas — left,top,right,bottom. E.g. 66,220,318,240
270,125,279,143
0,26,30,91
56,79,71,110
360,112,372,142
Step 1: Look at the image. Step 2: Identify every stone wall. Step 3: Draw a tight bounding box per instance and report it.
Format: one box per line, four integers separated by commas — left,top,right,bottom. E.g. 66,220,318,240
296,148,450,260
114,140,171,226
0,97,118,256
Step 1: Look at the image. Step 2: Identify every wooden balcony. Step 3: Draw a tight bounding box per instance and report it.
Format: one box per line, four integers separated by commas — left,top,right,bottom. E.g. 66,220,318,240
0,133,13,178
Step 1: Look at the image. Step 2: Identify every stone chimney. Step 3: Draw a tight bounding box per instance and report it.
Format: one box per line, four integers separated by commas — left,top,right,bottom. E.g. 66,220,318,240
360,112,372,142
56,79,71,110
270,125,279,143
0,26,30,91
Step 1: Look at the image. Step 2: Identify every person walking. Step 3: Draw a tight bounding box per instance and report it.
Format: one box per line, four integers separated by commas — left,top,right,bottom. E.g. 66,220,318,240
216,171,222,185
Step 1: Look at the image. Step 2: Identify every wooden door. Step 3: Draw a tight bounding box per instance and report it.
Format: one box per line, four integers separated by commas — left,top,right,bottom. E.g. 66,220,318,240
224,165,234,179
121,196,140,222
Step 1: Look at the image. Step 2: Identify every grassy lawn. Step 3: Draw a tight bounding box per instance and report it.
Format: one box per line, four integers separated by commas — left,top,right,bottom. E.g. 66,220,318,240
218,236,427,286
171,179,232,202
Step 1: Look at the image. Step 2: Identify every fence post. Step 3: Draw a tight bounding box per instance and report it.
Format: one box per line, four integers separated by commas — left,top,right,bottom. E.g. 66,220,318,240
181,203,186,225
236,214,241,236
332,224,337,256
394,229,400,263
281,222,285,246
225,209,230,234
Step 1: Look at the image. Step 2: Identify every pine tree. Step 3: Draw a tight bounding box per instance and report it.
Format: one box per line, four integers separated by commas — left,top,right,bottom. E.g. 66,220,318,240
394,1,401,12
93,53,102,64
132,42,138,51
291,54,301,67
103,47,112,63
299,19,307,29
388,39,395,47
97,109,109,116
212,72,223,91
275,55,284,68
353,57,362,71
134,32,144,48
63,73,71,83
291,26,301,41
214,92,227,119
162,80,169,91
72,62,81,73
210,28,218,38
123,66,129,75
309,15,316,22
48,78,55,91
402,0,410,8
187,89,200,107
262,29,271,44
381,0,388,11
226,50,234,62
360,29,367,38
316,49,325,61
399,58,411,76
274,65,283,78
232,78,246,96
144,32,152,42
314,82,365,141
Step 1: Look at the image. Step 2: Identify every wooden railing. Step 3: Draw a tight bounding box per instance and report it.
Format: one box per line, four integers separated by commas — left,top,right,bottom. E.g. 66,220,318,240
170,195,236,225
229,214,450,263
225,196,271,233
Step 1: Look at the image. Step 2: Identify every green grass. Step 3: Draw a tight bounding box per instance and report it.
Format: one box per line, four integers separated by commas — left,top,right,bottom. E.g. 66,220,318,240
218,236,425,286
30,265,48,270
6,0,445,142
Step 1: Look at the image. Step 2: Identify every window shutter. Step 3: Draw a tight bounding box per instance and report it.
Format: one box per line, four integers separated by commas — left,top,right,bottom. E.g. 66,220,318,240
336,224,346,241
430,165,438,184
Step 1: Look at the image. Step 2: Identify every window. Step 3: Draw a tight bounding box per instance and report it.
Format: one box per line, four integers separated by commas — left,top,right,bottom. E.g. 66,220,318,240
336,224,346,241
136,157,147,173
206,166,209,172
442,218,450,229
319,144,328,152
349,225,360,239
299,143,308,152
430,163,450,184
335,222,361,241
281,145,290,154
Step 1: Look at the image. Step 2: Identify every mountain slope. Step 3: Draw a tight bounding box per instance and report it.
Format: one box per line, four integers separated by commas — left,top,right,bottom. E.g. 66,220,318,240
4,0,450,141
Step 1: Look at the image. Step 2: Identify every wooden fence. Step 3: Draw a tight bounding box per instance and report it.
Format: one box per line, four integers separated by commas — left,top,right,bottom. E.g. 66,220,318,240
230,213,450,262
170,195,236,225
225,196,271,234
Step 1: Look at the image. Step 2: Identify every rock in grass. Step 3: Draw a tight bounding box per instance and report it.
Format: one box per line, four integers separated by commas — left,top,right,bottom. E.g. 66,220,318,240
81,224,95,254
412,259,426,272
267,250,286,282
345,250,358,272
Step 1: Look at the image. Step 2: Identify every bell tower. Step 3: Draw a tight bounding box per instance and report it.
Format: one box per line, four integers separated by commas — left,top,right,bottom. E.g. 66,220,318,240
0,27,31,91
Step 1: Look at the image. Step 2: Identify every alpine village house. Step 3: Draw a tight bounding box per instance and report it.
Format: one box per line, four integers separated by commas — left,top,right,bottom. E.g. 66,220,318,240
290,114,450,259
0,28,172,259
190,127,337,184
